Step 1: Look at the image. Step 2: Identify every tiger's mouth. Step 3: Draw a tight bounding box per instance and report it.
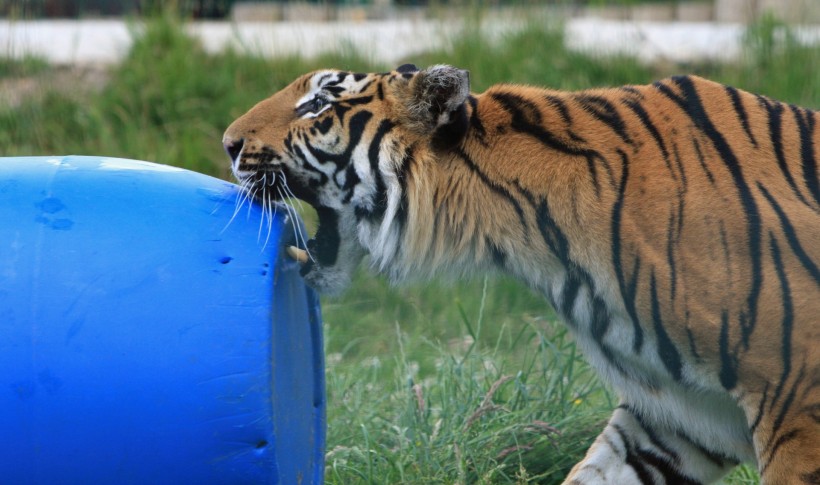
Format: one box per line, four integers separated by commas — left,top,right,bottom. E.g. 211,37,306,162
242,171,341,276
293,205,343,276
228,140,363,294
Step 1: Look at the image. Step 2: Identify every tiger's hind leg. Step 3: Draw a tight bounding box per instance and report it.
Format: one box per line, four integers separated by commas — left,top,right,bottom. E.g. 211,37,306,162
563,406,739,485
745,384,820,484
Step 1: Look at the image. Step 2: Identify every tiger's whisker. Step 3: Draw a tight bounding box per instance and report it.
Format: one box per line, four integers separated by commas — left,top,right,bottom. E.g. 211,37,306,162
263,190,275,252
223,177,254,234
281,176,305,213
257,182,267,243
278,187,314,263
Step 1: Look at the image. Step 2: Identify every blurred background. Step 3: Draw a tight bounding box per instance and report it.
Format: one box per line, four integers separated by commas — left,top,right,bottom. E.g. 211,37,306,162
1,0,819,22
1,1,817,483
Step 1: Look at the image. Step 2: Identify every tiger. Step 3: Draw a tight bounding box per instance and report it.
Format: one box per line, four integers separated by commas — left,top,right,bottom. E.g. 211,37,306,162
223,64,820,484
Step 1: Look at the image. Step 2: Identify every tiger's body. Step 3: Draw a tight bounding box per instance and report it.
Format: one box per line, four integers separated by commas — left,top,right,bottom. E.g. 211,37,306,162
223,65,820,484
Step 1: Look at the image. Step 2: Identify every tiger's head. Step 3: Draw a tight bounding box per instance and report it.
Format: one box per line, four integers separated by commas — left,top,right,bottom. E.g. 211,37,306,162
223,64,471,295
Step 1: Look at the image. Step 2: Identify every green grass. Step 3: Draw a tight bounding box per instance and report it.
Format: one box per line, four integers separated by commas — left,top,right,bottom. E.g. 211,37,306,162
2,12,818,483
0,55,49,77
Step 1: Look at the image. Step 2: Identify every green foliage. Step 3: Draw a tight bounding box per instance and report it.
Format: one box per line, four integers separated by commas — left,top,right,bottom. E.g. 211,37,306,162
692,15,820,109
0,12,373,174
414,17,654,91
325,285,609,484
0,55,49,78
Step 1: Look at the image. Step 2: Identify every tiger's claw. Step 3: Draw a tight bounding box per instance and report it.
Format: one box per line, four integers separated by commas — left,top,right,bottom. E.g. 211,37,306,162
287,245,309,264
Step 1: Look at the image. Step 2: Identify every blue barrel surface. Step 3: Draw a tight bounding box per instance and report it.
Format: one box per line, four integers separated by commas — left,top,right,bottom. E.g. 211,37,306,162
0,156,325,484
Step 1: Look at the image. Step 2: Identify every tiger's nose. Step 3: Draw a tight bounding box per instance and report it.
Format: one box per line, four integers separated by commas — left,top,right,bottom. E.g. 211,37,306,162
223,137,245,162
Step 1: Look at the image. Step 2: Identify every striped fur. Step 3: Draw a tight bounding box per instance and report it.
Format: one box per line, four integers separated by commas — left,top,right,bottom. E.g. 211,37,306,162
223,65,820,484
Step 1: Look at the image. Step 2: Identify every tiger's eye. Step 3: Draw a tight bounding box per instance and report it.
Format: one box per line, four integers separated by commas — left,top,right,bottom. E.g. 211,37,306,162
309,98,326,112
296,97,328,117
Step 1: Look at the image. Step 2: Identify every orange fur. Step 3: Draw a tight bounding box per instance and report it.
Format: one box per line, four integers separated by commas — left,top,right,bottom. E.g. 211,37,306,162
225,67,820,483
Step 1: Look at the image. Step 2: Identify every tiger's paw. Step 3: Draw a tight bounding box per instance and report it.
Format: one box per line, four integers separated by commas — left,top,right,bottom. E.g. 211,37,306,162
286,242,359,296
284,206,365,296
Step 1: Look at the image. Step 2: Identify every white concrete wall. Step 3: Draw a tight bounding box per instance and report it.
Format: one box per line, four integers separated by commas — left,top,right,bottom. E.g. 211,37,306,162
1,16,819,67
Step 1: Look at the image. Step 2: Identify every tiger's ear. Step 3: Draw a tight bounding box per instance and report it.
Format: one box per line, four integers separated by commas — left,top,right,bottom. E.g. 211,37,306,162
404,65,470,144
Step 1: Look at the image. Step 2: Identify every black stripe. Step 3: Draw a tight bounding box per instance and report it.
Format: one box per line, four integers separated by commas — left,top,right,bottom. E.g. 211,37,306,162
356,79,373,95
453,147,529,231
533,196,570,265
719,309,738,390
685,325,701,360
650,270,683,381
772,365,805,437
762,428,801,475
342,164,360,204
791,105,820,208
801,467,820,484
586,291,656,387
333,103,351,124
544,95,572,124
394,146,414,229
718,221,731,268
611,148,644,353
366,119,395,220
492,91,543,124
310,206,341,266
666,208,679,302
466,95,487,144
675,428,740,468
661,75,763,349
314,116,334,135
519,182,647,382
316,73,333,86
750,382,769,436
492,91,607,195
635,448,702,485
612,425,655,485
725,85,758,147
342,95,375,106
623,96,676,183
323,72,347,87
560,271,583,318
692,137,715,184
290,144,323,177
768,234,794,412
304,110,373,170
621,86,642,96
517,187,579,274
432,103,469,150
545,94,586,143
805,404,820,424
760,97,811,206
324,85,345,95
758,183,820,285
576,94,634,146
619,407,705,484
618,405,678,458
671,141,688,189
486,237,507,267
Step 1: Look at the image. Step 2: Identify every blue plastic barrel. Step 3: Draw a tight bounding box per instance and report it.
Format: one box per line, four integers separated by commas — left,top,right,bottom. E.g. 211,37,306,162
0,156,325,484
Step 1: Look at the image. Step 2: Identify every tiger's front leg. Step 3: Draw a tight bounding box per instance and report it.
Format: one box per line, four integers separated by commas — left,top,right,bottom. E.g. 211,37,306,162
563,406,738,485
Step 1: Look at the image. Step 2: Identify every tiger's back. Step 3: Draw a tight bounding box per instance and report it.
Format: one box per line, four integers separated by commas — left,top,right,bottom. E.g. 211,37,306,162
469,76,820,483
223,66,820,484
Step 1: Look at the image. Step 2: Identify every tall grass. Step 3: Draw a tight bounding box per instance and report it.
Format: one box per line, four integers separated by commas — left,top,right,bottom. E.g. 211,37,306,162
2,12,818,483
325,315,610,484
